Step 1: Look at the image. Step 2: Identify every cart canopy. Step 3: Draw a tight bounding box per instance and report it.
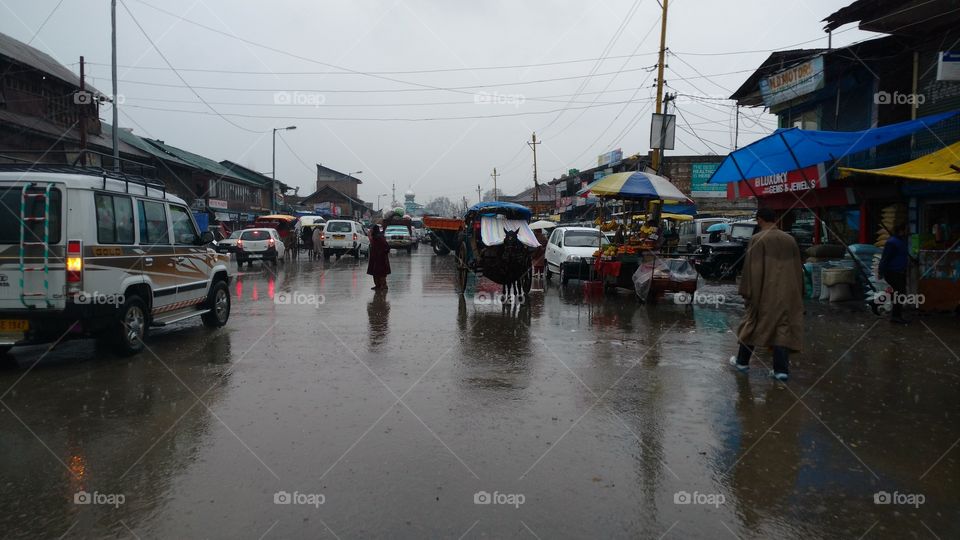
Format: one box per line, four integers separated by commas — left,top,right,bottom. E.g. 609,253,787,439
466,201,532,221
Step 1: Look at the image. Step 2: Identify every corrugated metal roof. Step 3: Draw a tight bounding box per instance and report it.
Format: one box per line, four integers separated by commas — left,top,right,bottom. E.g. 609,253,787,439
0,31,102,95
143,139,256,185
100,124,193,168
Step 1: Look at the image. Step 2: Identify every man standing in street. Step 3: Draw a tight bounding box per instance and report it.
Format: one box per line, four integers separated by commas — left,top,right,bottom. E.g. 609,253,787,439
878,223,910,324
729,208,804,381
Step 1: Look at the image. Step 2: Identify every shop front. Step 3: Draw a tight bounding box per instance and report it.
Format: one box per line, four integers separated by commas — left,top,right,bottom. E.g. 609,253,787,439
841,142,960,311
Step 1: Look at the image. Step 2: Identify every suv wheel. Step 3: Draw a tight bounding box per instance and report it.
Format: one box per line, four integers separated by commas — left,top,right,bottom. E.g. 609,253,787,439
112,295,147,356
202,281,231,328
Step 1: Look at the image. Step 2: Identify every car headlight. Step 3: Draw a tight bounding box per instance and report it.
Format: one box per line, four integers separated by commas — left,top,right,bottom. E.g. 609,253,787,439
565,254,581,262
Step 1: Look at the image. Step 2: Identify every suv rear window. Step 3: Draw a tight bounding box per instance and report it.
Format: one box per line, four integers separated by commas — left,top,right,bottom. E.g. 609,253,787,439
241,230,271,240
326,222,352,233
0,186,62,244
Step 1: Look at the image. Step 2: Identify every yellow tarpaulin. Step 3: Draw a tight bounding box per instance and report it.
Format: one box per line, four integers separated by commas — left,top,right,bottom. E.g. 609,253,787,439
840,142,960,182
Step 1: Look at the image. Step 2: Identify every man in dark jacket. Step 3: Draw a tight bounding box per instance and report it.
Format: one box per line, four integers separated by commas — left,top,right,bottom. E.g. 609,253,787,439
878,223,910,324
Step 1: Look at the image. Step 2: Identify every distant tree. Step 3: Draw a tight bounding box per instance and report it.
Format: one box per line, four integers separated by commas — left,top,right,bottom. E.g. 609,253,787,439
481,188,504,202
423,196,458,217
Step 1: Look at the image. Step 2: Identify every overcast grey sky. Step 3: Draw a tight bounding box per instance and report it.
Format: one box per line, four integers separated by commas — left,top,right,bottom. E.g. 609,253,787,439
2,0,876,204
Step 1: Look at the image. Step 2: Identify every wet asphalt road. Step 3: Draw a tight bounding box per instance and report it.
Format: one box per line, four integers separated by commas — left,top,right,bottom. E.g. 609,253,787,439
1,248,959,539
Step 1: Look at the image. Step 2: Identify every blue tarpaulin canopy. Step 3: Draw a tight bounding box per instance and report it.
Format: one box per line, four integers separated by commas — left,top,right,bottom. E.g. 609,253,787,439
708,110,960,184
466,201,532,220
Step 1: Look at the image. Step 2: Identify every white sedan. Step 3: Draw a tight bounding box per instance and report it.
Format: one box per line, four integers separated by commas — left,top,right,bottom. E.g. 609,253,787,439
544,226,609,285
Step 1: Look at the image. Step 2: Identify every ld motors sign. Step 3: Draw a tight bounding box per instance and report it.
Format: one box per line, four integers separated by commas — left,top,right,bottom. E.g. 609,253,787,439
760,56,825,107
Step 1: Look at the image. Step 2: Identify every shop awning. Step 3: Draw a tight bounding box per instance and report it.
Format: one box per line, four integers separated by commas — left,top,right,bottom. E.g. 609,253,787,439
708,110,960,184
839,142,960,182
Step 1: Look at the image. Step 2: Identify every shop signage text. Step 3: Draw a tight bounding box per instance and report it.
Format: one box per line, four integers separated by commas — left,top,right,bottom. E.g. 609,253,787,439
208,198,229,209
760,56,824,107
937,51,960,81
728,164,827,198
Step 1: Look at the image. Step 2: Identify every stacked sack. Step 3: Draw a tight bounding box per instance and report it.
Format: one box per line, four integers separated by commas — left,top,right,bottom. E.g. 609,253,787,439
875,204,906,248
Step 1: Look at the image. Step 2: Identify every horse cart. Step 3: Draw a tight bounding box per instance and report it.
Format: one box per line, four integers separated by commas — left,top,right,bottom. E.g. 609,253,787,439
454,202,539,296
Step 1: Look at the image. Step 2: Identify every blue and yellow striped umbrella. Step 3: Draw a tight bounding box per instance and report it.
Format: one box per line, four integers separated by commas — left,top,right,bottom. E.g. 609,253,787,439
578,171,691,202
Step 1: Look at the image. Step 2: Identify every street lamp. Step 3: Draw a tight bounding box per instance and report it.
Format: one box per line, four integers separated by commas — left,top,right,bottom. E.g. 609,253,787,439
271,125,297,213
376,193,389,212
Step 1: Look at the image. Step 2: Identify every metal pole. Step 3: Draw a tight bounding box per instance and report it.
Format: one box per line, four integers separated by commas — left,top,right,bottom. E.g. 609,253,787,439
271,128,276,213
490,167,499,201
79,56,87,166
651,0,669,171
111,0,119,171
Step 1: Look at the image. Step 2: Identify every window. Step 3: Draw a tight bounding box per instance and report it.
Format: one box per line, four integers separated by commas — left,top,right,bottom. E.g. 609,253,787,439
326,221,352,233
138,200,169,245
94,194,134,244
0,186,61,244
170,205,199,244
240,230,270,241
563,230,607,247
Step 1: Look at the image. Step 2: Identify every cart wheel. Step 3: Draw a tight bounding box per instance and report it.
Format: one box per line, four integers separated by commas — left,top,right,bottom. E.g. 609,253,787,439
521,269,533,295
455,243,469,293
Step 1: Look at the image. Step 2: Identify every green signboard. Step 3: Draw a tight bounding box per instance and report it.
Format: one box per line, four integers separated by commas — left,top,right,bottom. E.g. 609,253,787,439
691,162,724,197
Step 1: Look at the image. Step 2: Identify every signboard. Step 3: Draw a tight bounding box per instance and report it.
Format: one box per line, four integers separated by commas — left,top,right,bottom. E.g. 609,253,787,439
649,113,676,150
760,55,824,107
208,198,228,210
727,164,828,199
690,162,725,198
937,51,960,81
597,149,623,167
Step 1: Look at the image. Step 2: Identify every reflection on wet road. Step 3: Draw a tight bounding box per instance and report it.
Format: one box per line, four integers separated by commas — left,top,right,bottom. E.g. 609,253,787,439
1,251,958,538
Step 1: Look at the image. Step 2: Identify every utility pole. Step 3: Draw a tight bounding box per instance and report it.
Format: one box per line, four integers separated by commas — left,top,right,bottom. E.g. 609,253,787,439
527,132,540,204
79,56,87,166
490,167,500,201
651,0,669,172
111,0,119,171
734,104,740,150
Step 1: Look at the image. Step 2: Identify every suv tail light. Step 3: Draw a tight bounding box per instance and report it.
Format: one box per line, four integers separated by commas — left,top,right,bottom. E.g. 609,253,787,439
353,233,358,241
66,239,83,292
236,239,243,250
268,237,275,247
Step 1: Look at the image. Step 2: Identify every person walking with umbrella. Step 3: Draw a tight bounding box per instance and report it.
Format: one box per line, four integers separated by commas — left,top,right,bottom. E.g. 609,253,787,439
729,208,804,381
367,224,391,290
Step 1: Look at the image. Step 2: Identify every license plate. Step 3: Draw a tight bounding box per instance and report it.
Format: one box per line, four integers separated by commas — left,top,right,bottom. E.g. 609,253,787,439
0,320,29,332
333,234,345,240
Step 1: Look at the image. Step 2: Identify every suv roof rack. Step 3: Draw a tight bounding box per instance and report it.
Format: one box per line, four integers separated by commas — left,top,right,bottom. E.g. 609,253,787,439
0,150,166,197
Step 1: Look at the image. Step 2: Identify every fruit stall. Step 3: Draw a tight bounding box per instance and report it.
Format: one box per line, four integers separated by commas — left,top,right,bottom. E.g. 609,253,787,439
576,171,697,301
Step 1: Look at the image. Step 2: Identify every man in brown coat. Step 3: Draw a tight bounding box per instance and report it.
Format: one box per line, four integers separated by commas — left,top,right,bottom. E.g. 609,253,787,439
729,208,804,381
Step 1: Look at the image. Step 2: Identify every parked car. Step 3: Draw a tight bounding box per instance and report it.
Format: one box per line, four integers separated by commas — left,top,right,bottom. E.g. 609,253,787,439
321,219,369,259
216,229,243,253
677,217,732,253
236,228,284,266
544,226,609,285
0,167,232,357
384,225,414,254
691,220,757,279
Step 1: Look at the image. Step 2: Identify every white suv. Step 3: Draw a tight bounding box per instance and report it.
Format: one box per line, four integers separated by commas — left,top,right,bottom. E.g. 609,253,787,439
320,220,369,260
0,167,233,357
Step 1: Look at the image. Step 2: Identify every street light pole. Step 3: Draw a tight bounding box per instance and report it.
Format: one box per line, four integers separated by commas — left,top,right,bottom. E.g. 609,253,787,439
271,125,296,213
376,193,388,212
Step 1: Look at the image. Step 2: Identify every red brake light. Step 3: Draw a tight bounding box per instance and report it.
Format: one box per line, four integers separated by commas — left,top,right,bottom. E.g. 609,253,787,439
237,239,243,250
353,233,358,241
268,237,275,247
66,240,82,285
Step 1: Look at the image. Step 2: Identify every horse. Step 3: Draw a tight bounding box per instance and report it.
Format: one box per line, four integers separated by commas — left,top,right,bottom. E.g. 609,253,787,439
499,228,530,304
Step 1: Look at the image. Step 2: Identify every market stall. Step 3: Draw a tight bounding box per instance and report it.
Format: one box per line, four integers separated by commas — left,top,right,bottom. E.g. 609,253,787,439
577,171,697,301
842,141,960,312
